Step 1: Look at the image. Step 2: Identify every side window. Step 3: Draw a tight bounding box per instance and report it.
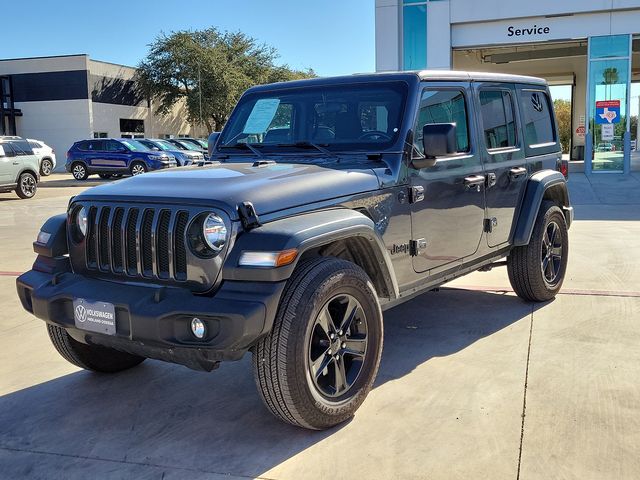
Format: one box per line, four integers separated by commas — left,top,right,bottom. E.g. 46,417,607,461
479,90,517,150
88,140,105,151
11,140,34,156
520,90,555,147
414,89,470,155
1,143,16,157
77,141,90,151
28,141,41,149
106,140,125,152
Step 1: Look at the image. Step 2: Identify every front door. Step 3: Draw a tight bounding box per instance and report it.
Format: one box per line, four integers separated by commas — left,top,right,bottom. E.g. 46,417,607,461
474,83,527,247
0,143,18,184
410,84,486,274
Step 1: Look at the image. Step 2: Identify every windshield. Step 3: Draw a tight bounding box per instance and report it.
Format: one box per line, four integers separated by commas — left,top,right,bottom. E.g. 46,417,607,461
120,139,149,151
175,140,201,151
217,81,407,153
153,140,177,151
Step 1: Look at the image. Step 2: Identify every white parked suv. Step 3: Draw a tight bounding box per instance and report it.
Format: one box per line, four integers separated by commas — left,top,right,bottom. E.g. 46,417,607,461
28,139,56,176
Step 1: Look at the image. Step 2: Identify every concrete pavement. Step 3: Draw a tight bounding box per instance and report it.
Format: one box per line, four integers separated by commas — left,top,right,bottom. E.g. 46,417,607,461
0,173,639,479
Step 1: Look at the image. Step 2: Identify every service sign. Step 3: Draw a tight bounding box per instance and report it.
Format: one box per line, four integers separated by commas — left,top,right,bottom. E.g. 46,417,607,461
595,100,621,124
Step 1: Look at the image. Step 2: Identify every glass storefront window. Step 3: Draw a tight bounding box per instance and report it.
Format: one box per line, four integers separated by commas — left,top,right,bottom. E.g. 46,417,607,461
587,35,631,173
403,4,427,70
590,35,630,59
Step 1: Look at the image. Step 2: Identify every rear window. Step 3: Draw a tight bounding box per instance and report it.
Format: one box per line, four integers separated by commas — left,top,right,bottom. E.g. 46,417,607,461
520,90,556,147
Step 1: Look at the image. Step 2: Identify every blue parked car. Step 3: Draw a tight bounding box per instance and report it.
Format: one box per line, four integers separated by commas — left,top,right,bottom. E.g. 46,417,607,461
137,138,204,166
66,138,177,180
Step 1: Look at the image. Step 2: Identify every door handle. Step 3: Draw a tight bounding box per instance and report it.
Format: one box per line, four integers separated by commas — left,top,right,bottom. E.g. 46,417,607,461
509,167,527,180
464,175,485,189
12,162,19,165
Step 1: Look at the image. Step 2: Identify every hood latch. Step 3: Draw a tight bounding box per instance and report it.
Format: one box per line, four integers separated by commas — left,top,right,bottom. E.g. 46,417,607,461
238,201,261,230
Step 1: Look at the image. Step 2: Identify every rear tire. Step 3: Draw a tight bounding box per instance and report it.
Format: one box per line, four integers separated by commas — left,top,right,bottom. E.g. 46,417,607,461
15,172,37,199
252,257,383,430
130,161,147,176
47,324,145,373
71,162,88,180
40,158,53,176
508,201,569,302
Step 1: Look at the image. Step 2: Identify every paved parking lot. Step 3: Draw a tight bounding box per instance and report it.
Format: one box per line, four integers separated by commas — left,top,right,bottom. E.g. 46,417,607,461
1,173,639,479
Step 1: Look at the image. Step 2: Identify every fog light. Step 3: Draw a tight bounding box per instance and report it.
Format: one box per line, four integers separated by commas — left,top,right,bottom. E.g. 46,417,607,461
191,317,206,339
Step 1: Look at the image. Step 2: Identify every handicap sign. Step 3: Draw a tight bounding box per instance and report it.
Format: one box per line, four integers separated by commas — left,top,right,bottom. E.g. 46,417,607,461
595,100,621,124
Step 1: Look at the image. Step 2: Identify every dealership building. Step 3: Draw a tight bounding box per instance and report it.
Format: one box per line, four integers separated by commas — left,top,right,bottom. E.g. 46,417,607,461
0,54,205,171
375,0,640,174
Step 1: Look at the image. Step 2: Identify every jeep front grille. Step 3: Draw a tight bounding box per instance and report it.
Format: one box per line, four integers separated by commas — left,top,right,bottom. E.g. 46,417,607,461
85,205,189,281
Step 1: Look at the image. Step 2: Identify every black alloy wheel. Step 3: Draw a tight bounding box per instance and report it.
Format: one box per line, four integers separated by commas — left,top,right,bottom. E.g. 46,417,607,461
541,221,563,286
308,294,368,398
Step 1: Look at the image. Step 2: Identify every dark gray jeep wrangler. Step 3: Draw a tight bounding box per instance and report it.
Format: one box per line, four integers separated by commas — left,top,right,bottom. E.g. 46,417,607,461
16,72,572,430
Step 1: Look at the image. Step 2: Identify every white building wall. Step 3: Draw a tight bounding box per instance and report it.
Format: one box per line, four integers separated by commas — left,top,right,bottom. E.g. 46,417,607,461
14,100,92,170
426,1,451,69
375,0,401,71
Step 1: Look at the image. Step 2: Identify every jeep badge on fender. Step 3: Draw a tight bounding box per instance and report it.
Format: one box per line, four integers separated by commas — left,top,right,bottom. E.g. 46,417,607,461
16,71,572,430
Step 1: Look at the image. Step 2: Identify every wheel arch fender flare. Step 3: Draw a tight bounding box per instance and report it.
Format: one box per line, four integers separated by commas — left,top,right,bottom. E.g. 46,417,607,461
512,170,572,246
222,208,400,300
14,166,39,184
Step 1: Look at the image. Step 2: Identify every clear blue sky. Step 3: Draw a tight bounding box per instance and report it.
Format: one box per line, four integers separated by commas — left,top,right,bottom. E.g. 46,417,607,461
2,0,375,77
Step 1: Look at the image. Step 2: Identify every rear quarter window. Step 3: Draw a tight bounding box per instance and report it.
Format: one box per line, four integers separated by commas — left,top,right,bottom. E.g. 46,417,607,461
518,87,558,156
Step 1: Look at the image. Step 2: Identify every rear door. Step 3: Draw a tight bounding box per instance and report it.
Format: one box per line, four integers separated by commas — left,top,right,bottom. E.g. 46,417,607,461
410,83,486,274
86,140,107,168
474,83,527,247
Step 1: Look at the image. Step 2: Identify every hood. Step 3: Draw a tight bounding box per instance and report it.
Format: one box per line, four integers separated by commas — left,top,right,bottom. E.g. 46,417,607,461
75,161,380,220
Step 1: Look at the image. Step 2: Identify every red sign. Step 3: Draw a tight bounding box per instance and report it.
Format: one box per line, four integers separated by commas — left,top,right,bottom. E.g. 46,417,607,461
595,100,620,108
575,125,585,137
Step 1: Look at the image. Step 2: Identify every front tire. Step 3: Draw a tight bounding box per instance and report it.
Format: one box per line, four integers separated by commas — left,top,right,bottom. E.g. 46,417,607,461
15,172,37,199
508,201,569,302
47,325,145,373
252,257,383,430
130,161,147,176
40,158,53,176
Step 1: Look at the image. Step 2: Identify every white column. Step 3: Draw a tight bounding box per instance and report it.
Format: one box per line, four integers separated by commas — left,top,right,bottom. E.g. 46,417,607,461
375,0,401,71
426,0,452,69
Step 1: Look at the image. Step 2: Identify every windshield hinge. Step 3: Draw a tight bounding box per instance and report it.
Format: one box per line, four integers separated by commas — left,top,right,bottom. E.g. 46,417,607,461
238,201,261,230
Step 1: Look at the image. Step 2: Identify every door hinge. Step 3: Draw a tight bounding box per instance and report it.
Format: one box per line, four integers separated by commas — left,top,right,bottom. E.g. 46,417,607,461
238,201,261,230
410,238,427,256
409,185,425,204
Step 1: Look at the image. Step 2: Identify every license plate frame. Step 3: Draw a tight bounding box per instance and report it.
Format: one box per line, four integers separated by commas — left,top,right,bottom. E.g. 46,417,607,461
72,298,117,336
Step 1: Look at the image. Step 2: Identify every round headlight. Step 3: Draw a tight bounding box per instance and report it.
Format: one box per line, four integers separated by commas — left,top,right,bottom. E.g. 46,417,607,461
74,206,88,240
202,214,227,253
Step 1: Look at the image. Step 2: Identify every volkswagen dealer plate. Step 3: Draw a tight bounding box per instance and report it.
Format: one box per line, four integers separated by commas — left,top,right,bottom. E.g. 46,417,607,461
73,298,116,335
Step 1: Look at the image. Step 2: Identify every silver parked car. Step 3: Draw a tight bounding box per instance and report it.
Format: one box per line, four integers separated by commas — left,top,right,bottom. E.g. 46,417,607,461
138,139,204,166
0,138,40,199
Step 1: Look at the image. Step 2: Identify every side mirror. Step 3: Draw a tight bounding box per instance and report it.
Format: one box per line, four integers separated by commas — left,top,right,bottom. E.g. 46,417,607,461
412,123,457,169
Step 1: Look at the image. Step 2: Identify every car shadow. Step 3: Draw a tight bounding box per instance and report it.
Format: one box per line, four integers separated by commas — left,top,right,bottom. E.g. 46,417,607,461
0,288,531,478
37,177,112,189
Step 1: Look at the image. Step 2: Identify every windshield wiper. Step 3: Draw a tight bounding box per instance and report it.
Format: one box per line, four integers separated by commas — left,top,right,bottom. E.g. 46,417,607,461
219,142,264,157
276,141,336,157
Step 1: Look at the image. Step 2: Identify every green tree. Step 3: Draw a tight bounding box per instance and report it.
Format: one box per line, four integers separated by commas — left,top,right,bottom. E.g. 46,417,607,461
136,28,315,132
553,98,571,154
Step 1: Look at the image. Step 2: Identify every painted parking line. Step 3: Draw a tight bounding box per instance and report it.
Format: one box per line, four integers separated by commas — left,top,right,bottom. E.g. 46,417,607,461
449,285,640,298
0,271,23,277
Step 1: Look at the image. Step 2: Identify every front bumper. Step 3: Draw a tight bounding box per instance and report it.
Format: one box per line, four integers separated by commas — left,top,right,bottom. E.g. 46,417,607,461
16,262,285,371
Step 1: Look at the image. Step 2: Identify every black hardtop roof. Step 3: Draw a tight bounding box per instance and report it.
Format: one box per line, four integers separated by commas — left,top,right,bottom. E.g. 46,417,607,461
246,70,547,93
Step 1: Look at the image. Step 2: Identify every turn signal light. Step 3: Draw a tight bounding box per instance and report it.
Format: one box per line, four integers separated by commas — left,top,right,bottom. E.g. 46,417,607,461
239,249,298,268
